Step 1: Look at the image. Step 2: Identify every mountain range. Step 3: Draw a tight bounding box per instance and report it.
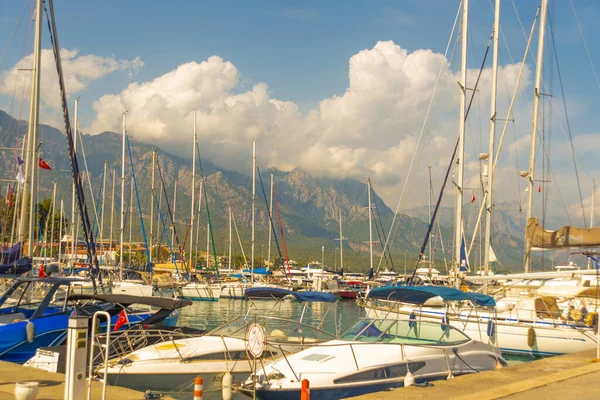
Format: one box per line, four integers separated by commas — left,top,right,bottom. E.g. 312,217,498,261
0,109,548,272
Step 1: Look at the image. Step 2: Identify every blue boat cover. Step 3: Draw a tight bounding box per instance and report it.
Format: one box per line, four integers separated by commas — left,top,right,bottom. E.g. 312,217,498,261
242,268,270,275
367,285,495,307
245,287,337,302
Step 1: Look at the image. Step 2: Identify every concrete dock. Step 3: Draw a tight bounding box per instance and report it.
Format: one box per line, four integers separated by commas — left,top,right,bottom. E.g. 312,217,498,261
354,350,600,400
0,361,170,399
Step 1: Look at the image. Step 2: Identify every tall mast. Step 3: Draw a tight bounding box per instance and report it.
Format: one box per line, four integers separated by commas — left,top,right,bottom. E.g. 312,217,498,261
206,222,210,269
195,180,203,269
70,99,78,265
428,165,433,265
589,179,596,270
100,160,107,256
109,169,115,263
524,0,548,273
149,150,155,264
267,173,273,266
172,180,177,246
367,178,373,276
228,204,232,271
189,110,196,267
453,0,469,281
339,211,344,272
484,0,501,277
251,140,256,282
49,182,57,261
119,113,126,278
58,199,63,264
18,0,42,255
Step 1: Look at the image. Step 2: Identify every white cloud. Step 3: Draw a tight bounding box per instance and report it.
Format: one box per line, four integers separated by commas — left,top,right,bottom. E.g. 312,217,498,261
83,41,535,211
0,48,142,127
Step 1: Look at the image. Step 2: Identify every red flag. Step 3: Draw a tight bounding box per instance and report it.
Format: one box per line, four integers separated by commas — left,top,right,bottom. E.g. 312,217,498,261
471,193,476,203
538,186,541,193
38,157,52,170
39,264,46,278
114,309,129,331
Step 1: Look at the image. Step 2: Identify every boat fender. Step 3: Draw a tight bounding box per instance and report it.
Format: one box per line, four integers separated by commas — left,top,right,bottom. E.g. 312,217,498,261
487,320,495,337
527,327,536,347
222,371,233,400
26,321,35,343
404,370,415,387
409,312,416,329
586,312,598,327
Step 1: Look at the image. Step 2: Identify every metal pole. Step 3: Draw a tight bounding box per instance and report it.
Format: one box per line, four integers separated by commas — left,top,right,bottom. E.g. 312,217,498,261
172,180,177,247
119,113,126,278
453,0,469,284
251,141,256,282
149,150,155,264
18,0,42,255
100,160,107,258
368,178,373,275
524,0,548,273
109,169,115,264
189,109,197,269
590,179,596,270
49,182,57,260
64,316,88,400
267,173,273,266
228,204,232,271
484,0,500,282
59,199,63,264
339,211,344,272
70,99,78,266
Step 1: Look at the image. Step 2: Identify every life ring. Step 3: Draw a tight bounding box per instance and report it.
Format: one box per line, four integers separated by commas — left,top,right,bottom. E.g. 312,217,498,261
569,308,583,322
527,327,536,347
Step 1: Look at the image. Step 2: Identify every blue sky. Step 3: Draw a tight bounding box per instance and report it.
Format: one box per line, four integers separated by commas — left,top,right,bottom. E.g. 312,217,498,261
0,1,599,222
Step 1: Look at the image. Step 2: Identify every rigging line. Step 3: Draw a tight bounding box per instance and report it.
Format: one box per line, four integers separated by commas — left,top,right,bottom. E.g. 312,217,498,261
231,206,248,267
410,25,494,285
569,0,600,91
375,1,462,275
371,183,395,269
180,177,202,255
273,184,292,283
256,166,283,261
151,184,179,274
154,156,184,262
194,142,219,276
44,0,99,285
548,18,587,227
126,136,152,276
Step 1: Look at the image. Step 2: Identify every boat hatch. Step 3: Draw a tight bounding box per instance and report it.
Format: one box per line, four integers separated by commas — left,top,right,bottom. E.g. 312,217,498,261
301,353,334,363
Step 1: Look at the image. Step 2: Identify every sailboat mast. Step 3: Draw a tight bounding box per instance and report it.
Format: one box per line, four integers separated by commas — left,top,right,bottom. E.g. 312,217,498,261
228,204,232,271
524,0,548,273
189,110,196,267
339,211,344,272
484,0,500,277
100,160,107,255
368,178,373,275
58,199,63,264
18,0,42,255
70,99,78,265
453,0,469,282
589,179,596,270
428,165,433,265
119,113,126,278
109,169,115,263
267,173,273,266
251,140,256,282
149,150,155,264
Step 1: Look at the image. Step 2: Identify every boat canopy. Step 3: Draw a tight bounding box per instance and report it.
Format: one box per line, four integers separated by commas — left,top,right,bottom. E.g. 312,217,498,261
367,285,496,307
242,268,270,275
245,287,336,302
527,217,600,249
68,293,192,310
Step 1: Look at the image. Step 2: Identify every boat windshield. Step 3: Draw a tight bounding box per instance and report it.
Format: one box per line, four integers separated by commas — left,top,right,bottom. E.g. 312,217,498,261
341,318,470,346
209,315,336,343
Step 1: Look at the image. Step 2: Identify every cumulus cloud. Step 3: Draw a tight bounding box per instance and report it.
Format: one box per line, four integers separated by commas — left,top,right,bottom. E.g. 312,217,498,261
0,48,142,126
83,40,534,210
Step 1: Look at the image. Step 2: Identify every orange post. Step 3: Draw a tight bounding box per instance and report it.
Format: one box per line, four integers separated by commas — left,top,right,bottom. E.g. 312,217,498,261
300,379,310,400
193,376,203,400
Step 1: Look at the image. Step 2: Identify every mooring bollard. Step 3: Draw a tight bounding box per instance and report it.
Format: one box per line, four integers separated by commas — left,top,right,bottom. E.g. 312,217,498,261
193,376,203,400
300,379,310,400
64,316,89,400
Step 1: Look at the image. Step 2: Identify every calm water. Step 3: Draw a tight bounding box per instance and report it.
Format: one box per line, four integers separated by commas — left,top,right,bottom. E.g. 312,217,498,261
165,299,365,399
160,299,533,399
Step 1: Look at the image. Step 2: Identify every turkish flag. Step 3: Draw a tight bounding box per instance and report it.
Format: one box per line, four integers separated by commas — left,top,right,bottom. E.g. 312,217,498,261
114,309,129,331
38,157,52,170
39,264,46,278
471,193,476,203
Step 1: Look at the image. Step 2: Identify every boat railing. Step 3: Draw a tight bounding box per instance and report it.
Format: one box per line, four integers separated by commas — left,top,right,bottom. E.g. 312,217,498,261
92,325,199,366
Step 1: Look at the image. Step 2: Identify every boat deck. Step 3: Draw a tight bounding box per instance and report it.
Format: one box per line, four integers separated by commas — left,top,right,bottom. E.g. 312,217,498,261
0,361,173,399
353,349,600,399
